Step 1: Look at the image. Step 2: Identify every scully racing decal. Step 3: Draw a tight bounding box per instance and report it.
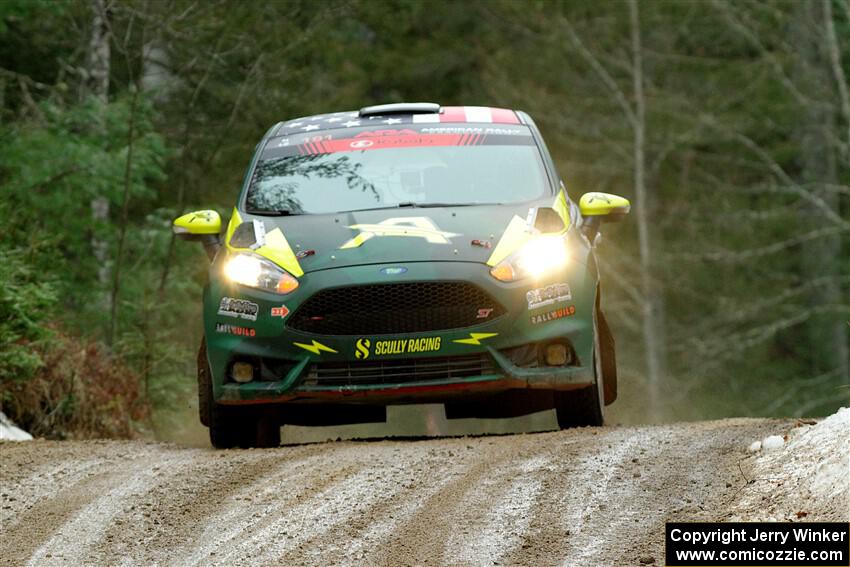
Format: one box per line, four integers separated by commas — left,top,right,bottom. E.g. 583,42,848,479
453,332,498,345
527,283,572,310
340,217,459,249
355,336,442,359
218,297,259,321
271,305,290,318
530,305,576,325
293,340,338,355
215,323,256,337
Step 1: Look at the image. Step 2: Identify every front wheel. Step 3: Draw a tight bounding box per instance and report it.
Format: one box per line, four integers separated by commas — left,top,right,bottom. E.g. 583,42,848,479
198,339,280,449
554,380,604,428
208,406,280,449
554,309,606,428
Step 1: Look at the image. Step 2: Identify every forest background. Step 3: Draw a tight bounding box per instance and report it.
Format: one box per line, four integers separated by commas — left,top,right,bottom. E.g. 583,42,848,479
1,0,847,441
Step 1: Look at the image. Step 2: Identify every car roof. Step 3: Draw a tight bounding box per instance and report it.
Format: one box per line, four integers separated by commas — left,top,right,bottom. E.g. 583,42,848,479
273,105,523,137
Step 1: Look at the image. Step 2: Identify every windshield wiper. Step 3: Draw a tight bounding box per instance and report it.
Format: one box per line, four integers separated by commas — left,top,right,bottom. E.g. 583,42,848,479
414,202,498,208
346,202,419,213
245,208,301,216
345,202,496,213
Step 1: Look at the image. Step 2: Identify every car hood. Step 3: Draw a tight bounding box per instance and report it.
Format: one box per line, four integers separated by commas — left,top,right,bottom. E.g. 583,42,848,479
236,198,565,274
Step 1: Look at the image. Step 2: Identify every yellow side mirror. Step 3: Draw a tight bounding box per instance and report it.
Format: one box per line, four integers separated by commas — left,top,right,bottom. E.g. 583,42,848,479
173,210,222,261
579,192,631,221
173,210,222,236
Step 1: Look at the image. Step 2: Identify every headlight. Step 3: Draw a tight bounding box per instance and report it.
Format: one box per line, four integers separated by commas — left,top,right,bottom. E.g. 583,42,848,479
223,253,299,294
490,235,569,282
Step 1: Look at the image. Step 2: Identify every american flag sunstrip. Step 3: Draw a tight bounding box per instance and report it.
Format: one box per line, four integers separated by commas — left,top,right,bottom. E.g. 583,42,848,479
274,106,520,136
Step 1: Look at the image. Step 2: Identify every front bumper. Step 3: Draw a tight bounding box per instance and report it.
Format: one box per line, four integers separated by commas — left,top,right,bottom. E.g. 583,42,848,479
204,259,596,405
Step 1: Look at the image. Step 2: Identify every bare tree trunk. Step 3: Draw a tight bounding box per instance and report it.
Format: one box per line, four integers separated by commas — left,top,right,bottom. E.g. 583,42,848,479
108,86,139,346
83,0,110,102
158,119,189,295
84,0,112,309
629,0,666,418
793,0,849,381
823,0,850,163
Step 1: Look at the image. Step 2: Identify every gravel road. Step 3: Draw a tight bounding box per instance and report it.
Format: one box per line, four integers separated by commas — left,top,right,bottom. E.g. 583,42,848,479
1,416,846,567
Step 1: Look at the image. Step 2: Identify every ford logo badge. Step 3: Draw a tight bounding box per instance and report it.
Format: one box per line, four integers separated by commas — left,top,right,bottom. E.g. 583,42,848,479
380,267,408,275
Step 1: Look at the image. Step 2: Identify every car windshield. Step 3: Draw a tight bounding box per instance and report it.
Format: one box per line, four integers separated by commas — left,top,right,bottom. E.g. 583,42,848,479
244,124,549,214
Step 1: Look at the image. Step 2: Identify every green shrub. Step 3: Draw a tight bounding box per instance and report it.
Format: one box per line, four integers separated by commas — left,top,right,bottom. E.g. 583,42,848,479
0,246,56,383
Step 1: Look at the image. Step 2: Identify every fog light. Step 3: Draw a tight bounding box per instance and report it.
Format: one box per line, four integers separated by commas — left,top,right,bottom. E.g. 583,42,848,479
231,362,255,383
545,344,568,366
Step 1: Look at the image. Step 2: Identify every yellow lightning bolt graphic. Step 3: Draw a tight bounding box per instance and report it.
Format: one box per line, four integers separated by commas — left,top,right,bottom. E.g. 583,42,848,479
293,340,338,355
453,332,499,345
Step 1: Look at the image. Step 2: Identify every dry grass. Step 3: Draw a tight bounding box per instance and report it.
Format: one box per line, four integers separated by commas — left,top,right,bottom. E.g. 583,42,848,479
0,332,149,439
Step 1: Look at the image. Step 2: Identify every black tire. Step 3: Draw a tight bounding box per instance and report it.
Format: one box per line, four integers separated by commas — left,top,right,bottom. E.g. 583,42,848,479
554,301,606,428
554,381,604,429
208,404,281,449
209,406,254,449
198,339,281,449
597,308,618,406
254,413,282,448
197,341,212,427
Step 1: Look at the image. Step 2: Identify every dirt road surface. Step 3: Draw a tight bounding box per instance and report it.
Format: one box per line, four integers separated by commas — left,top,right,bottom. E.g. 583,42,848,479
1,415,847,567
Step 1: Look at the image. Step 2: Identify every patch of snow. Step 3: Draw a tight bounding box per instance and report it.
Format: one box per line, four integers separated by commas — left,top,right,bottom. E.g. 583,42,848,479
761,435,784,451
748,440,762,452
789,424,812,438
790,408,849,501
732,407,849,521
0,411,32,441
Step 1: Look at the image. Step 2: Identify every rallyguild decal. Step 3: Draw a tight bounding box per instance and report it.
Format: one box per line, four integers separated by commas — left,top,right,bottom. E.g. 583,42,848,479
215,323,256,337
218,297,259,321
271,305,290,318
527,283,572,310
530,305,576,325
355,336,442,359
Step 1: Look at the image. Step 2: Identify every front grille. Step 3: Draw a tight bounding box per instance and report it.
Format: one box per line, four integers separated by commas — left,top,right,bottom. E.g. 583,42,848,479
301,353,497,387
288,282,505,335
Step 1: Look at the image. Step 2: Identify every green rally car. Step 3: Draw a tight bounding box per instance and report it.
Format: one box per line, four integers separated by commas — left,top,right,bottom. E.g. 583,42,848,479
174,103,630,449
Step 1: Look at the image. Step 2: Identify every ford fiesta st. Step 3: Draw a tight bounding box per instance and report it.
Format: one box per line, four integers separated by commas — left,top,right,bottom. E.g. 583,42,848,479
174,103,630,448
